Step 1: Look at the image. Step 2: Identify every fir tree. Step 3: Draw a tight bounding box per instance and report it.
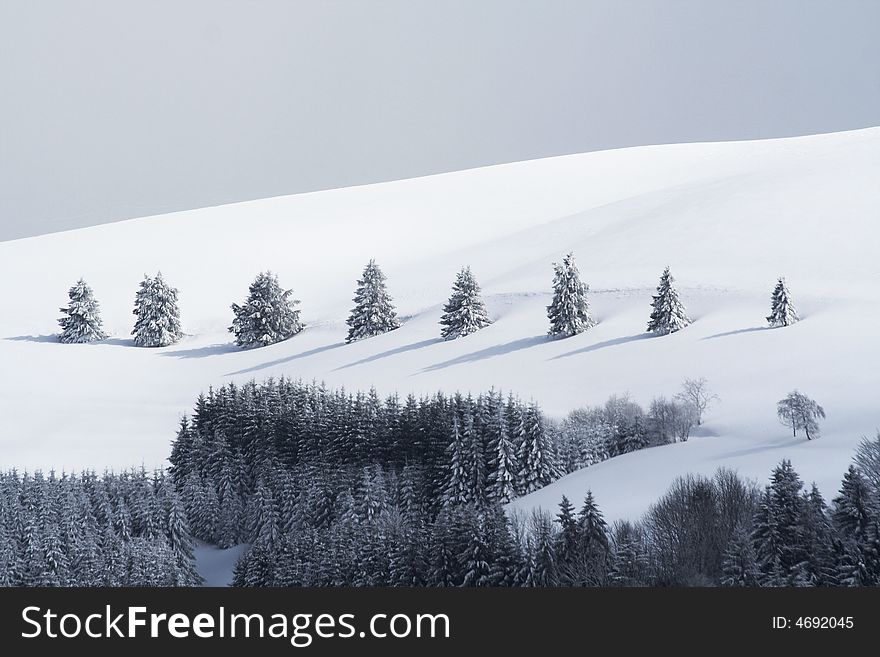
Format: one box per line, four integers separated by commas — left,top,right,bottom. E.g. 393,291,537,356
555,496,579,564
565,491,610,586
646,266,690,335
132,272,182,347
440,266,492,340
345,260,399,342
577,492,609,552
489,424,518,504
528,514,558,586
443,418,469,507
230,271,304,348
833,466,874,539
766,277,799,328
58,278,108,343
720,526,759,586
547,252,593,337
832,466,880,585
460,514,492,587
517,404,555,495
608,521,649,587
794,484,838,586
751,460,805,586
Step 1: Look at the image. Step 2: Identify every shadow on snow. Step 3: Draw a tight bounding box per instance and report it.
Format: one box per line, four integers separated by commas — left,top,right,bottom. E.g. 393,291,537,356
550,332,656,360
335,337,442,371
420,335,548,372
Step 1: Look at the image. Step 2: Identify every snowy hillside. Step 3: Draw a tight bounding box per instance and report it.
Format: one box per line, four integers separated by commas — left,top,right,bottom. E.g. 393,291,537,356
1,127,879,524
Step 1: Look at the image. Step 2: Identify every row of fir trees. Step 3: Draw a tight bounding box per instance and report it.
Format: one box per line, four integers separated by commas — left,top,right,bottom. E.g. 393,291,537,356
55,256,800,347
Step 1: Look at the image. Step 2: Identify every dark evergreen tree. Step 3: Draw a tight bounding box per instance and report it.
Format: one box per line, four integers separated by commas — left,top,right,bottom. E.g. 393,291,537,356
832,466,880,586
555,496,579,565
720,526,760,587
751,460,805,586
608,521,650,587
517,404,555,494
443,417,469,507
794,484,838,586
527,513,558,586
489,423,518,503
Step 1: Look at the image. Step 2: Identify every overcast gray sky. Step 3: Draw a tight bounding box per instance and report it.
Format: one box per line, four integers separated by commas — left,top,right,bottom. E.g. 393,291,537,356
1,0,878,240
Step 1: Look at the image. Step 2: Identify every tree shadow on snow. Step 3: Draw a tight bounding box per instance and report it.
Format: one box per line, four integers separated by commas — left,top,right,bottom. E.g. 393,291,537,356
5,335,136,347
712,438,798,461
421,335,548,372
225,341,348,376
98,337,137,347
161,342,240,359
5,334,60,343
550,333,656,360
335,338,442,371
702,326,768,340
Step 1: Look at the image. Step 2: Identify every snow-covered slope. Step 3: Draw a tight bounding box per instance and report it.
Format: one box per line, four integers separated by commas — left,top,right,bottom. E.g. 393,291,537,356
1,128,879,523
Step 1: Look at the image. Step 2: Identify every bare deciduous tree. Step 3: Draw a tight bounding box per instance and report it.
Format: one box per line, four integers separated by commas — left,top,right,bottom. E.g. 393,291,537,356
649,396,697,443
675,377,718,426
776,390,825,440
670,402,697,442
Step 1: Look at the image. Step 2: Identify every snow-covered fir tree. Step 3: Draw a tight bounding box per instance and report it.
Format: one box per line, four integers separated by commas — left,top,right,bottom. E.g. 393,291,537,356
547,252,594,337
646,266,691,335
229,271,303,348
720,526,760,587
517,403,556,495
489,424,518,504
345,259,400,343
439,266,492,340
751,460,804,586
443,417,469,507
131,272,183,347
766,277,799,327
57,278,107,343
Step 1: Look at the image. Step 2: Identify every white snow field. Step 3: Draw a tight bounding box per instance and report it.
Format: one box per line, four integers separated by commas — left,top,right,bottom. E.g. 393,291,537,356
1,127,879,527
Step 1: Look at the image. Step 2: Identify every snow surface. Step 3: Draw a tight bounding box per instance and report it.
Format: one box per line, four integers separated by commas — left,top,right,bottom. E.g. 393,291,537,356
193,542,250,587
1,127,879,525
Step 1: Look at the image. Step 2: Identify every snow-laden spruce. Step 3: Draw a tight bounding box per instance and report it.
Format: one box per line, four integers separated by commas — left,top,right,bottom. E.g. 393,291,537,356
57,278,107,343
767,277,799,327
131,272,183,347
440,266,492,340
346,259,400,343
229,271,303,348
547,252,594,337
517,403,556,495
647,266,691,335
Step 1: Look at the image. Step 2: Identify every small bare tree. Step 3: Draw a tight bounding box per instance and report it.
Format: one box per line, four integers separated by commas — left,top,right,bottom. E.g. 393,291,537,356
675,377,718,426
670,401,697,442
776,390,825,440
649,396,697,443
